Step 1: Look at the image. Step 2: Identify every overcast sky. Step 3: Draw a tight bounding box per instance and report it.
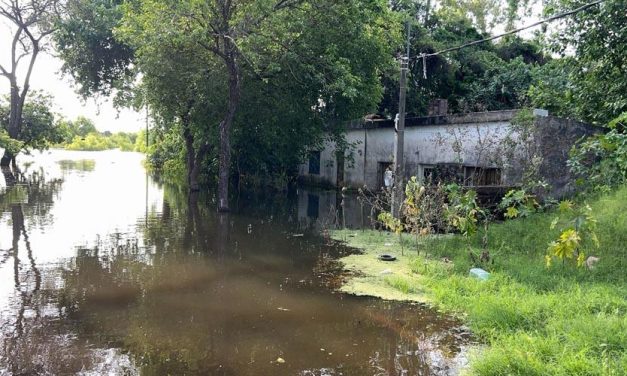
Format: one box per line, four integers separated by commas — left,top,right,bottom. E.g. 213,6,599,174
0,22,144,133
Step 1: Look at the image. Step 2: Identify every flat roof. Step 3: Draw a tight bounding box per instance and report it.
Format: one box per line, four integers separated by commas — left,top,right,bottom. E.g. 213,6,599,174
346,109,519,130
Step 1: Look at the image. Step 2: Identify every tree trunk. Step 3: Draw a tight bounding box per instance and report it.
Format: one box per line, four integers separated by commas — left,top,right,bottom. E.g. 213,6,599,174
0,154,12,168
2,82,25,168
182,116,211,193
190,143,210,192
217,46,241,212
1,166,16,187
8,84,23,138
182,118,197,191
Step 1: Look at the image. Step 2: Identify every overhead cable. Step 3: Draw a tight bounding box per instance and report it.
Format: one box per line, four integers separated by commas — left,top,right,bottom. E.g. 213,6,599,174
412,0,606,61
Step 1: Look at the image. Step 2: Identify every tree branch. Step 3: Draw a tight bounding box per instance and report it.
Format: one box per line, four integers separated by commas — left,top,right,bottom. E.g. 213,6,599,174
0,64,10,77
274,0,304,11
19,43,39,100
198,39,225,59
10,26,24,72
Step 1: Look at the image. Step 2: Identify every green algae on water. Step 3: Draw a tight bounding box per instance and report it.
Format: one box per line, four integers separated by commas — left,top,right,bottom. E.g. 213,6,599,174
332,230,429,302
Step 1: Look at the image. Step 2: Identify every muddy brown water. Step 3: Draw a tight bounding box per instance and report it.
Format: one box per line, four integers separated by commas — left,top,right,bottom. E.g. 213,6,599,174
0,150,469,375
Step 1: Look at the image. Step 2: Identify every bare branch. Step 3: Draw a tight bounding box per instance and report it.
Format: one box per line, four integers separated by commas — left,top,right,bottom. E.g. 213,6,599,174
20,46,39,99
10,26,24,72
0,64,10,77
198,39,226,59
15,50,30,65
274,0,304,11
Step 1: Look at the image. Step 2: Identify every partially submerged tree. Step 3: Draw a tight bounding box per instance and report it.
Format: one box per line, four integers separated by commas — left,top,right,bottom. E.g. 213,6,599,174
0,93,64,185
114,0,397,209
0,92,63,185
2,93,62,150
0,0,61,167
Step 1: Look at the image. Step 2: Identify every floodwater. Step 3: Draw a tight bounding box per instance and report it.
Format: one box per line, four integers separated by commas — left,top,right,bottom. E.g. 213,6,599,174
0,150,469,375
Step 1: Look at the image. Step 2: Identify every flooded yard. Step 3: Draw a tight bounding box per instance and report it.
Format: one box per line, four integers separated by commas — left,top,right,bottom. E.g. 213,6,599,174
0,150,469,375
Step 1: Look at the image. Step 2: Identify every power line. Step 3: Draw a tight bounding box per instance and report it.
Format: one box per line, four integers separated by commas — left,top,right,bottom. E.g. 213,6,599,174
412,0,605,61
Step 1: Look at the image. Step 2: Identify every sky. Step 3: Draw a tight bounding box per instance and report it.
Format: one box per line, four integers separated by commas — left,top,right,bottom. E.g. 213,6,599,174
0,22,144,133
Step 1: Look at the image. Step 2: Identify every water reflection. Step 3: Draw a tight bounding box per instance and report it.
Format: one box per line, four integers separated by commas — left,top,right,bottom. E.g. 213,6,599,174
57,159,96,174
0,151,469,375
297,189,375,231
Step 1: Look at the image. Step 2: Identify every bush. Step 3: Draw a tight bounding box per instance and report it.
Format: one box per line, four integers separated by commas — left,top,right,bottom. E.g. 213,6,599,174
498,189,539,219
569,112,627,190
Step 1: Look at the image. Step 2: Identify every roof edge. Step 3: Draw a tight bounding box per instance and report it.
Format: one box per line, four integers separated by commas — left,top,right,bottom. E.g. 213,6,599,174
347,109,519,130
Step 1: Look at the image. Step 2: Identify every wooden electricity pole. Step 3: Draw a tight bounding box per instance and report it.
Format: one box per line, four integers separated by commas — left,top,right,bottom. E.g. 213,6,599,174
392,23,410,218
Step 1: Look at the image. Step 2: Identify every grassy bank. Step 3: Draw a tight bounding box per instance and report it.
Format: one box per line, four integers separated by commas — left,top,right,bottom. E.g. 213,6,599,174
332,187,627,375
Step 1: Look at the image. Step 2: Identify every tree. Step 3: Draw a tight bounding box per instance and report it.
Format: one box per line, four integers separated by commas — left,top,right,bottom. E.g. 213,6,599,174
1,92,63,186
115,19,225,190
435,0,537,34
0,92,62,156
543,0,626,124
56,0,397,204
527,57,575,118
0,0,61,167
378,8,545,117
116,0,397,209
438,0,501,34
54,0,134,99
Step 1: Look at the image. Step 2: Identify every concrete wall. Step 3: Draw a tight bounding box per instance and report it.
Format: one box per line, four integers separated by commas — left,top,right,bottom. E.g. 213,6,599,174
298,110,596,199
301,110,521,188
340,121,516,189
534,116,600,198
298,140,338,187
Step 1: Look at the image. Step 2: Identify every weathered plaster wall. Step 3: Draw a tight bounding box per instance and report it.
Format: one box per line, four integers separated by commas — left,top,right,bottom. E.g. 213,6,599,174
341,121,516,189
298,140,337,187
299,110,596,199
302,110,522,189
534,116,600,198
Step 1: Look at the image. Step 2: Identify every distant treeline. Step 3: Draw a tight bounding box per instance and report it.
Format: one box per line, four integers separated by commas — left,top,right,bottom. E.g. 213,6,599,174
1,94,146,155
57,116,146,152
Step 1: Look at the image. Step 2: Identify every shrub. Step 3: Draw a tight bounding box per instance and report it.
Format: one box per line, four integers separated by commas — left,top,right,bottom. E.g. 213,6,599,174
546,201,599,268
498,188,539,219
569,112,627,190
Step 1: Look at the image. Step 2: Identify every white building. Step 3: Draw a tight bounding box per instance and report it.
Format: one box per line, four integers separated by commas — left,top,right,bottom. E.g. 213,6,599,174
299,109,596,199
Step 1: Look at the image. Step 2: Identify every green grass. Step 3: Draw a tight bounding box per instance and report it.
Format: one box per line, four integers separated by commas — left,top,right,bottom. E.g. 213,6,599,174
384,275,416,294
333,186,627,375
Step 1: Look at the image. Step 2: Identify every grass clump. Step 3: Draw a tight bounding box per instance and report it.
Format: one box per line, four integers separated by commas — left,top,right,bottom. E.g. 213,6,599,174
332,185,627,375
384,275,416,294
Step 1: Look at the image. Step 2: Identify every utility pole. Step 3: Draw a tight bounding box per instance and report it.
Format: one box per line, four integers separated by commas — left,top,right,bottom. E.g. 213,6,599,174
392,22,410,218
145,105,150,149
145,105,150,228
